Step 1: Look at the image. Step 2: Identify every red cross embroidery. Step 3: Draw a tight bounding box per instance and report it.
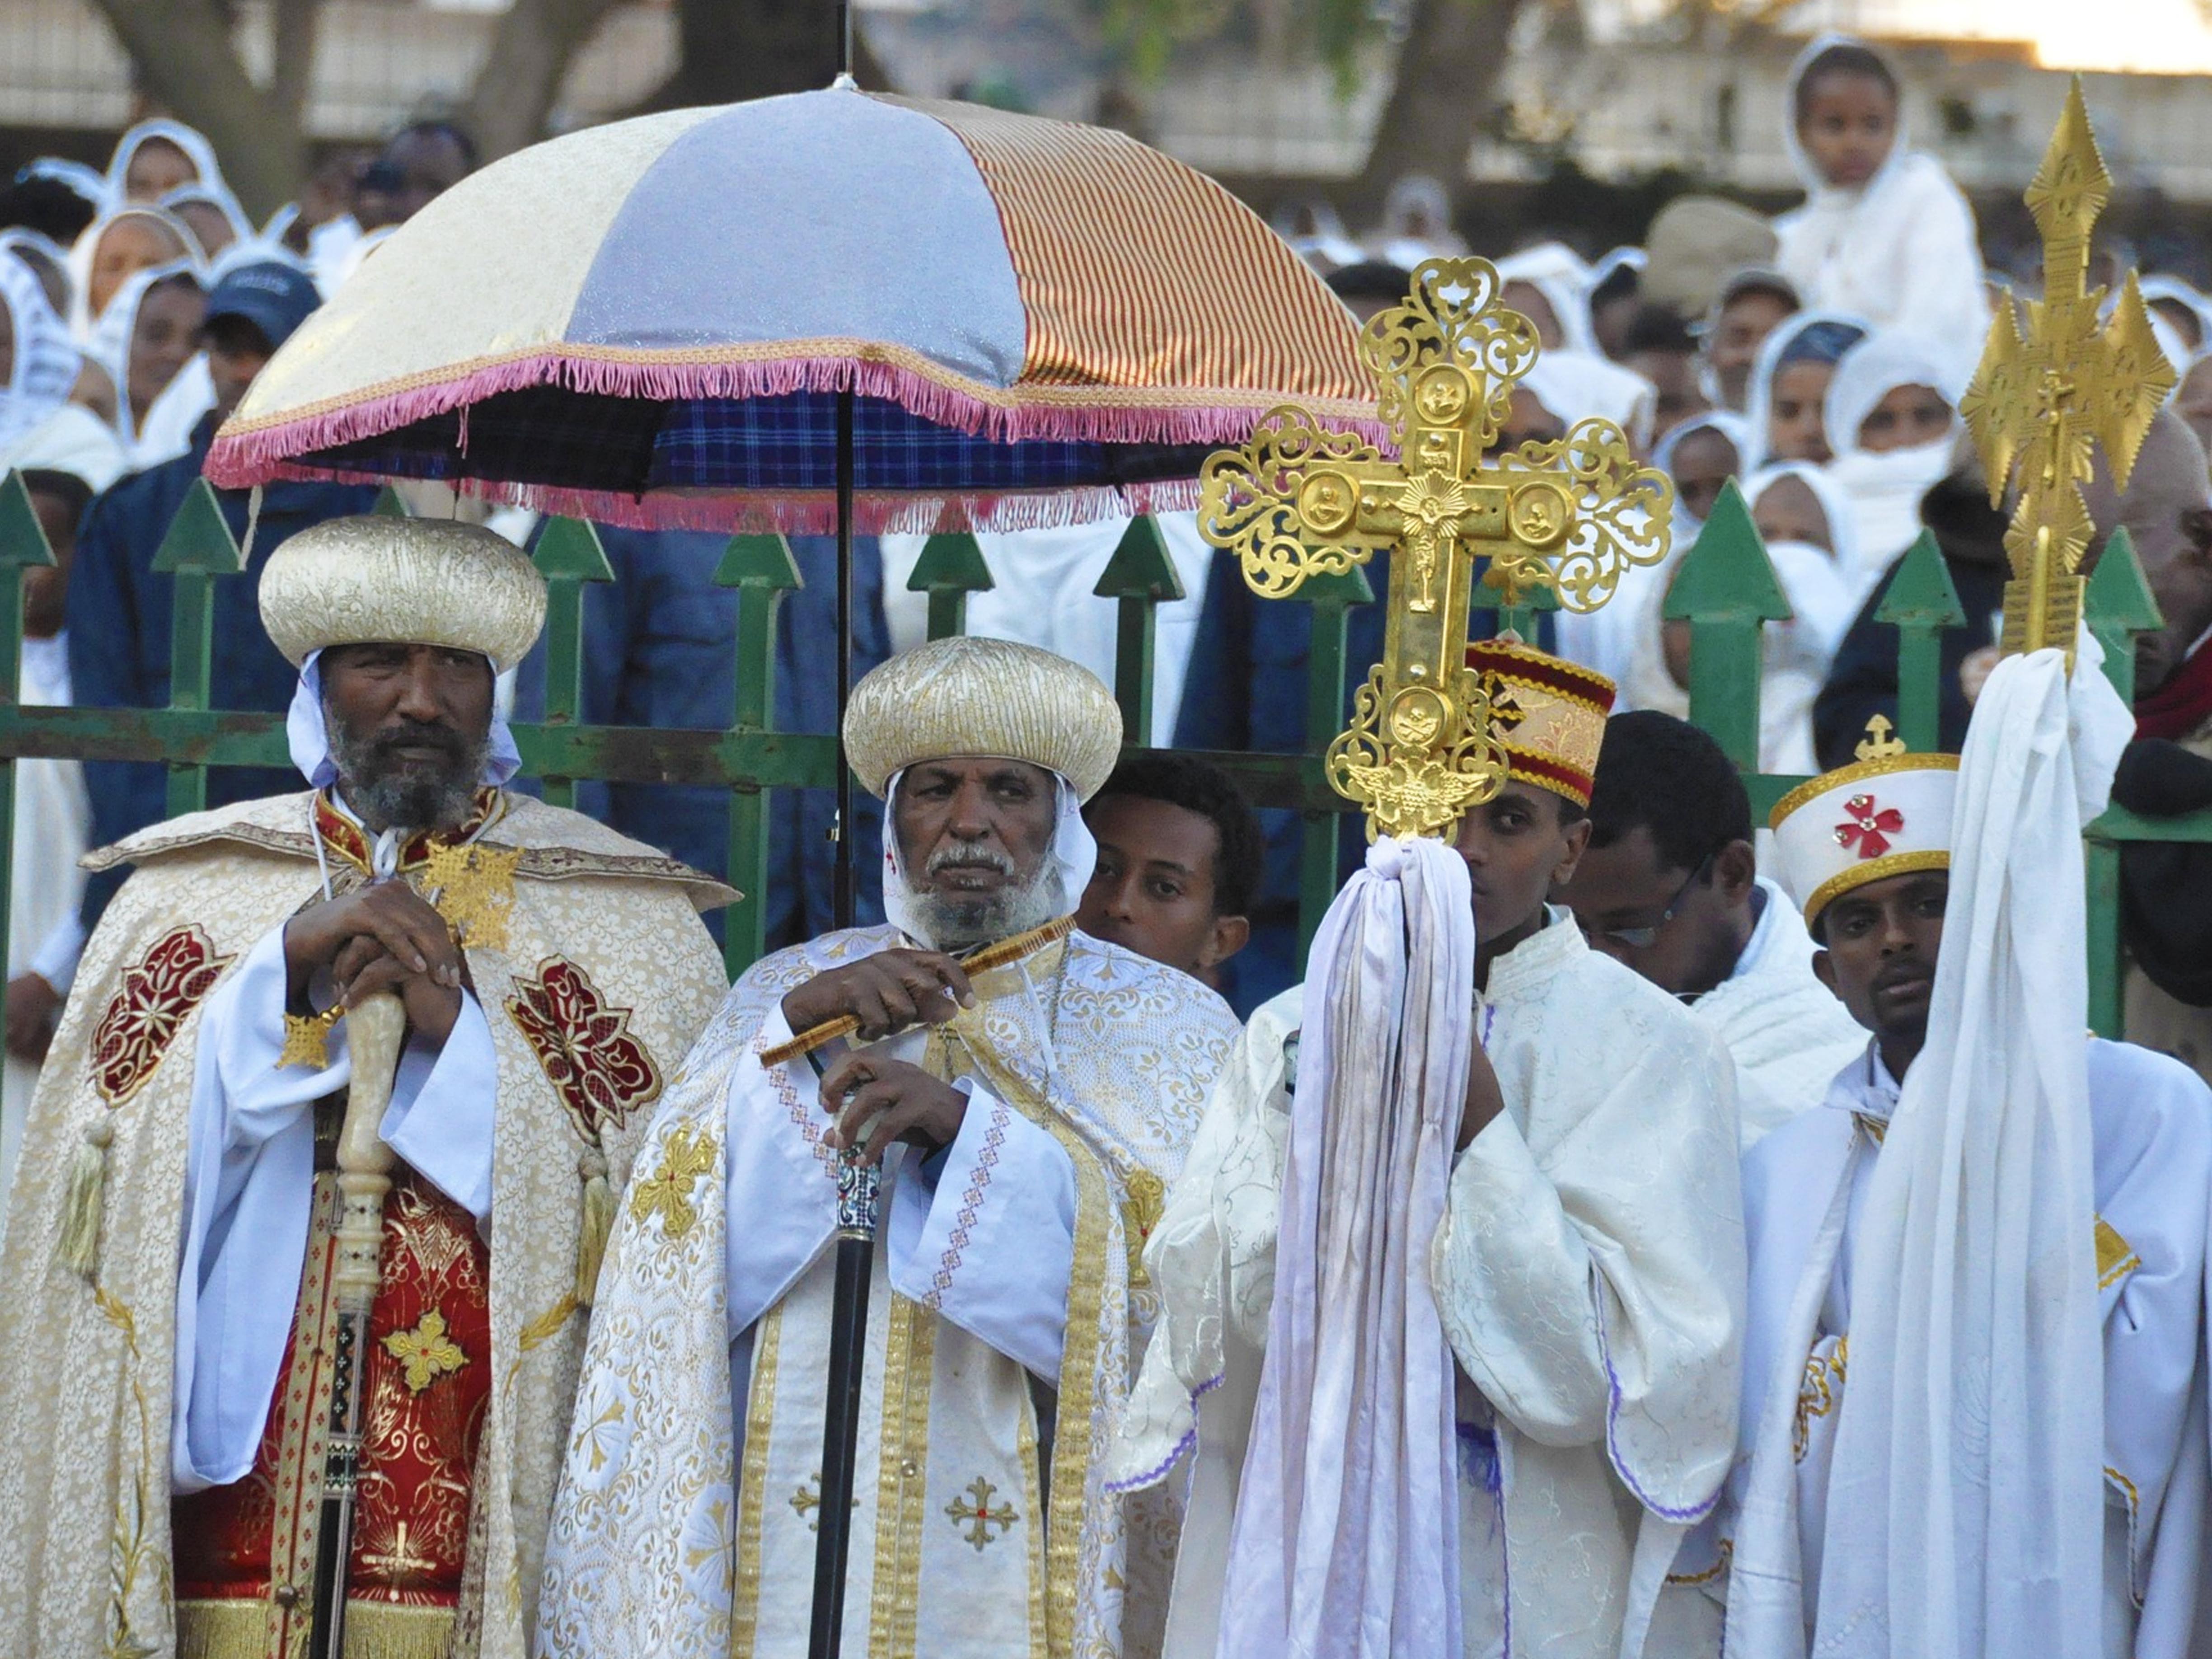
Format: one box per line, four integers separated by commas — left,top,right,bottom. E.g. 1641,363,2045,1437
1833,793,1904,859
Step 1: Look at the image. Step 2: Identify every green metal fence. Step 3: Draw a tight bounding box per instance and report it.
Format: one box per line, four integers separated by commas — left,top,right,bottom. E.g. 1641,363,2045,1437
0,470,2204,1040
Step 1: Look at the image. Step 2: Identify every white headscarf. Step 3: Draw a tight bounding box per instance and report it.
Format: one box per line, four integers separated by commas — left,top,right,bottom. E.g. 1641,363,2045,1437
1373,175,1469,269
159,182,256,262
0,228,70,305
18,156,107,213
0,401,127,496
64,206,201,344
0,253,80,451
286,647,523,792
1498,241,1603,357
877,764,1096,950
1741,308,1870,470
104,119,227,205
1740,463,1865,773
1822,329,1963,579
85,259,208,454
1523,348,1659,453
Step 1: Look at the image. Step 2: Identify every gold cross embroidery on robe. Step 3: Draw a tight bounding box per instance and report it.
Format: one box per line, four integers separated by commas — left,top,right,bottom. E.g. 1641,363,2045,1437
424,841,521,952
1122,1169,1165,1290
1198,259,1672,841
1960,78,2174,673
279,1004,345,1071
381,1308,467,1393
629,1124,717,1242
943,1476,1018,1551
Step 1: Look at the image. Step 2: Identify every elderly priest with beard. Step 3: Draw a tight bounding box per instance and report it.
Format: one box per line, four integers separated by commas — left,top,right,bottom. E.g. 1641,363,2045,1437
540,635,1243,1659
0,518,731,1659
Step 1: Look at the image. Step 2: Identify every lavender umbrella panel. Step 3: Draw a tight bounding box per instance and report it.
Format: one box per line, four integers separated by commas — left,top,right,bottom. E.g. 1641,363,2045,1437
207,91,1378,534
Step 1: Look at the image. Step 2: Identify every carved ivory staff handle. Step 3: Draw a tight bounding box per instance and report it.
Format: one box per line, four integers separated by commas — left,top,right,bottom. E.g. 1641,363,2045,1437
308,989,407,1659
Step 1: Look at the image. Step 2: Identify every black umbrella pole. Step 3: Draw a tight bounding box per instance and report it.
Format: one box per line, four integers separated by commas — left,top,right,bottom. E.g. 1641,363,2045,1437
834,388,856,931
807,1154,880,1659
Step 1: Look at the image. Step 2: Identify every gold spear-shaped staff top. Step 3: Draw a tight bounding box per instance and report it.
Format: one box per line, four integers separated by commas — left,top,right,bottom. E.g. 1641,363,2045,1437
1959,78,2175,673
1197,259,1673,842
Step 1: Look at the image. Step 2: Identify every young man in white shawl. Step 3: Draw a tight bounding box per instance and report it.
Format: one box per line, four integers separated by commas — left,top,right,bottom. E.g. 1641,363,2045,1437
1110,638,1746,1659
1701,695,2212,1654
0,516,732,1659
538,634,1243,1659
1566,711,1863,1148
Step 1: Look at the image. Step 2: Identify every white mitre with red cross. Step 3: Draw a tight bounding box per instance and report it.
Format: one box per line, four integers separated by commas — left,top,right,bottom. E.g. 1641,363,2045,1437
1768,718,1961,930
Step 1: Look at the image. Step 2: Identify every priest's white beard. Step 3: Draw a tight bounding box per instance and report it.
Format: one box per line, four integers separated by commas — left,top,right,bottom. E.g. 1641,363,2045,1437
902,837,1064,953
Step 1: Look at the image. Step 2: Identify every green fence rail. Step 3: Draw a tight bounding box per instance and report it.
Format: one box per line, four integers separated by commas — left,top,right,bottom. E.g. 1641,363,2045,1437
0,472,2205,1044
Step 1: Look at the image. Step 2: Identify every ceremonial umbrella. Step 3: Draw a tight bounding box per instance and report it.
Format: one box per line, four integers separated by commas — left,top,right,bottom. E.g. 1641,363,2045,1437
204,84,1372,1659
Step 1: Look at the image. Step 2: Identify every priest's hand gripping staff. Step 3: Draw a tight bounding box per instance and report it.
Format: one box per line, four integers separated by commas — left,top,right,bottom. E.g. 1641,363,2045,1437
307,990,407,1659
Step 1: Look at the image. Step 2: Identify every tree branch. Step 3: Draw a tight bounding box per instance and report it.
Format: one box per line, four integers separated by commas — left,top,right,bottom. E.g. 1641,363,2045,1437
459,0,631,163
270,0,319,128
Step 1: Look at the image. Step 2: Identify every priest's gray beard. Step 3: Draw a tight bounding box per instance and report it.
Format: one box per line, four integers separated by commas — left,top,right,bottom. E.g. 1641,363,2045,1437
904,837,1064,953
326,709,489,834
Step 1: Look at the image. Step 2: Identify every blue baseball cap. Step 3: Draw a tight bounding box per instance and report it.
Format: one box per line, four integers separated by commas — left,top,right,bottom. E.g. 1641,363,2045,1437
203,260,321,352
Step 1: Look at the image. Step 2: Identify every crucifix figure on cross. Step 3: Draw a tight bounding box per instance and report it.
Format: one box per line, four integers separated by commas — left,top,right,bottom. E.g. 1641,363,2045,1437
1960,77,2174,672
1197,259,1673,842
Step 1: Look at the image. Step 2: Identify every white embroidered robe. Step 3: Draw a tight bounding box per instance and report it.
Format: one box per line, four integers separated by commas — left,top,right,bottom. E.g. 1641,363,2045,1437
1688,879,1867,1148
1112,915,1747,1658
538,924,1240,1659
1708,1039,2212,1656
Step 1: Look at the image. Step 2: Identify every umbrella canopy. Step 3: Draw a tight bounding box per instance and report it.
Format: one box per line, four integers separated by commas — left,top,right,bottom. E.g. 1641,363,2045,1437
206,89,1376,534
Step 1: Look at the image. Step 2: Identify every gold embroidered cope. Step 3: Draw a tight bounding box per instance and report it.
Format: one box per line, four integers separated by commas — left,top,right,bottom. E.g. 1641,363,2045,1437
1960,78,2175,671
1197,259,1673,840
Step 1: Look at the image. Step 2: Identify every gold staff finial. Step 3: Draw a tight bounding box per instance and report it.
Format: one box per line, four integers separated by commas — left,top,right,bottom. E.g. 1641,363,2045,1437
1198,259,1672,841
1959,77,2174,672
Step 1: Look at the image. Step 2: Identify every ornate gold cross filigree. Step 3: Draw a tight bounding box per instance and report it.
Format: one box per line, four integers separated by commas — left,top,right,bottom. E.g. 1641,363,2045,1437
1960,79,2174,672
628,1124,717,1242
380,1308,467,1393
425,841,520,953
1199,259,1672,840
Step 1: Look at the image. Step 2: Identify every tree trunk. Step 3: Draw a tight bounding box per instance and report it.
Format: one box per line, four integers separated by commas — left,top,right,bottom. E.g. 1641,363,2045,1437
630,0,890,113
460,0,632,161
1353,0,1525,205
84,0,304,220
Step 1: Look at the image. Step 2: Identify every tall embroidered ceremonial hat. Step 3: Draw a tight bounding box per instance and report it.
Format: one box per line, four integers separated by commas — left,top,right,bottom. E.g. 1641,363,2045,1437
843,634,1124,802
1770,726,1960,928
258,516,548,673
1463,638,1616,808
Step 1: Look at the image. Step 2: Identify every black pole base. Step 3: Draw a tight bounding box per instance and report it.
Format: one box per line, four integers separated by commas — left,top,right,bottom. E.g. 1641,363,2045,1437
806,1231,876,1659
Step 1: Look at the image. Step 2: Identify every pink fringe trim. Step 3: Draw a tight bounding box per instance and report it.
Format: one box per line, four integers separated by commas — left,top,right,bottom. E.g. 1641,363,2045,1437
204,349,1387,489
232,456,1205,536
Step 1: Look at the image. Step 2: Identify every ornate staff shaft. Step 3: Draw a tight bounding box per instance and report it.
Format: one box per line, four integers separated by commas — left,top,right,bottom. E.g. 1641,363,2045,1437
307,990,407,1659
808,1148,881,1659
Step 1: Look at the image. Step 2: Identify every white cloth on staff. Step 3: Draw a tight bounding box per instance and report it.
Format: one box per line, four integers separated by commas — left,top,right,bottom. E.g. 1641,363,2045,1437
878,514,1215,746
1772,35,1989,378
1690,876,1865,1148
165,924,497,1490
1723,635,2171,1658
1112,906,1746,1658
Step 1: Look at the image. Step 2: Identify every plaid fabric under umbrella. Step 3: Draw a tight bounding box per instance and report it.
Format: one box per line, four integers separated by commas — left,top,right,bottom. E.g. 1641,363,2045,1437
204,88,1376,533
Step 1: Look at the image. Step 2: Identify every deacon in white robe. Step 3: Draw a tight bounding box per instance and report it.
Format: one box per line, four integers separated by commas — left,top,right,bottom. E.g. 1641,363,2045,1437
1707,689,2212,1656
540,636,1242,1659
1570,710,1865,1147
1113,643,1745,1659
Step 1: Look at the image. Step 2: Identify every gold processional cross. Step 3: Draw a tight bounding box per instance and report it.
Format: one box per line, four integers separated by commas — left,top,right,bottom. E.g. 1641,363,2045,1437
1960,79,2174,672
1198,259,1672,841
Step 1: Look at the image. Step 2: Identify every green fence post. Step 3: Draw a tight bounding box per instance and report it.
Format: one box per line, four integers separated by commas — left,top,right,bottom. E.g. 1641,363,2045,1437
907,532,994,642
1875,530,1968,755
531,517,614,811
1664,481,1791,772
150,479,245,818
1094,517,1186,746
1295,562,1375,960
370,483,410,517
0,473,59,1059
2082,525,2164,1037
714,534,803,979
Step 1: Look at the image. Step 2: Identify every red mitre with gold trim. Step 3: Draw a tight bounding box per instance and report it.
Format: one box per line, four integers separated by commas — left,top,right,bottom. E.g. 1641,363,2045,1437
1463,638,1616,808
